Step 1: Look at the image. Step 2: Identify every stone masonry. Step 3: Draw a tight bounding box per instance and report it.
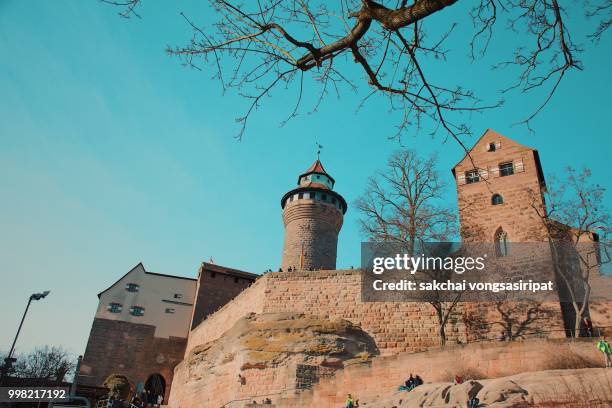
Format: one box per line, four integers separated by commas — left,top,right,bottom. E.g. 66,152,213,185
453,129,549,242
79,318,187,404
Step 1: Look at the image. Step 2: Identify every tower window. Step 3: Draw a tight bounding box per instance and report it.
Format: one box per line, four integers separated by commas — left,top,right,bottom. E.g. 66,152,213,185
331,197,337,204
130,306,145,316
298,193,304,199
305,192,312,199
165,308,175,314
492,194,504,205
174,293,182,299
499,162,514,177
125,283,139,292
488,142,496,152
465,170,480,184
107,303,122,313
321,193,328,201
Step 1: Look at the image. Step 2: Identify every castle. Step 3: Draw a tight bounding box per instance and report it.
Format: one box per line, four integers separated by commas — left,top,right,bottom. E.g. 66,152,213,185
77,129,605,406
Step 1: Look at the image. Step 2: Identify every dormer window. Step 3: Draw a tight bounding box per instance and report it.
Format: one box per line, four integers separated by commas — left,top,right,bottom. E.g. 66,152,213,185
465,170,480,184
125,283,139,292
499,162,514,177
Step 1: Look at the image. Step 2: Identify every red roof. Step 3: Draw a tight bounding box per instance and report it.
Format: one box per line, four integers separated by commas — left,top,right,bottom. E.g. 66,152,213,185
305,159,329,175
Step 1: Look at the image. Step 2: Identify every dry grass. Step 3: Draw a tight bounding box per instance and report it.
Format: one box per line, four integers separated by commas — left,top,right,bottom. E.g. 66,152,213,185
441,367,487,382
543,353,599,370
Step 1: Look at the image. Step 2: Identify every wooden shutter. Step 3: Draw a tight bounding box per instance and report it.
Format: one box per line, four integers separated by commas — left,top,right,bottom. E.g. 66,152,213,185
514,158,525,173
457,174,466,185
490,166,499,177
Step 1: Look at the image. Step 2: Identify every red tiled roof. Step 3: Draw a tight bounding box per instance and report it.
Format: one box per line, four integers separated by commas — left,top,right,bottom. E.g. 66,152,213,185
305,159,329,175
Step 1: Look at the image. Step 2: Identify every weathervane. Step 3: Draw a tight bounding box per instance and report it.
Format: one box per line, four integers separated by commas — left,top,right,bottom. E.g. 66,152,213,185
316,142,323,160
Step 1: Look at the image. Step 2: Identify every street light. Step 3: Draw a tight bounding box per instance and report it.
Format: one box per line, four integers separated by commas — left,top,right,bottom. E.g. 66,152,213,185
0,290,51,384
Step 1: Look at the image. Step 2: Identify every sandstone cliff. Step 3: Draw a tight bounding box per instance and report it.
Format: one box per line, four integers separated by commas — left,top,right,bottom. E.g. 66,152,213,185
363,368,612,407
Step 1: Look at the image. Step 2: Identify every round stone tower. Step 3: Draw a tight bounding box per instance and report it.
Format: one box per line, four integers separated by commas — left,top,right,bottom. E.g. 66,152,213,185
280,158,347,271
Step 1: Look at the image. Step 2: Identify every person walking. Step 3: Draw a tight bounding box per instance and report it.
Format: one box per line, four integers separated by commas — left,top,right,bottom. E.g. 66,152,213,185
596,336,612,367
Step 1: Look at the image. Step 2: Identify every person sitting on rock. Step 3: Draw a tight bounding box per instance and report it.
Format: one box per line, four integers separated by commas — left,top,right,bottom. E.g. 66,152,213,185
404,373,414,390
414,375,423,386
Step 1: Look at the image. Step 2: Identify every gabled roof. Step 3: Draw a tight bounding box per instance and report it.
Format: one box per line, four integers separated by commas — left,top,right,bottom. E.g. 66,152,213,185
97,262,196,298
451,128,538,174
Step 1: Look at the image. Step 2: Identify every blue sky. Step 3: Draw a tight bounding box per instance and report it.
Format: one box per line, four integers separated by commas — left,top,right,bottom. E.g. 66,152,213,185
0,1,610,355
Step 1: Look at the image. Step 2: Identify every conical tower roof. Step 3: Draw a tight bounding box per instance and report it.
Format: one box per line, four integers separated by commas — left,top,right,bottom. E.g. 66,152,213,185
298,158,335,185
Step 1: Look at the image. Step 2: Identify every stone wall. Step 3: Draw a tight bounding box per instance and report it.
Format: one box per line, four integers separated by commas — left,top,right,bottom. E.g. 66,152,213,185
186,269,570,357
78,318,187,403
190,263,258,330
281,199,343,271
186,277,267,354
262,270,466,355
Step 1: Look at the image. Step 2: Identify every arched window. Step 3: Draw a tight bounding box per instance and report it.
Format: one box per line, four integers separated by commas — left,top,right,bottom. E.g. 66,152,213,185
492,194,504,205
495,227,509,257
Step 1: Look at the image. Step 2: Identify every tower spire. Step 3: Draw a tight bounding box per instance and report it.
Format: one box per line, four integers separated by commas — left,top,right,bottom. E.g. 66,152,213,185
316,142,323,160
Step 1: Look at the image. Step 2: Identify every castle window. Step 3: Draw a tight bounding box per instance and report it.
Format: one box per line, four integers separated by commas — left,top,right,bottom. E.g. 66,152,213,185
305,192,312,199
488,142,496,152
495,228,509,257
465,170,480,184
130,306,145,316
321,193,328,201
174,293,182,299
125,283,139,292
492,194,504,205
298,193,304,199
165,308,175,314
107,303,122,313
499,162,514,177
331,197,337,204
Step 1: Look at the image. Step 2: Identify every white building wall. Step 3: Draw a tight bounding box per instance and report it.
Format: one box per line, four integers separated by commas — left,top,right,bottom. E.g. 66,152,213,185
95,264,196,339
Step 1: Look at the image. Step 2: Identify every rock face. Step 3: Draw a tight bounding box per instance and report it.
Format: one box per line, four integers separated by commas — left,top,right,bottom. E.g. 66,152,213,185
169,312,378,407
368,368,612,407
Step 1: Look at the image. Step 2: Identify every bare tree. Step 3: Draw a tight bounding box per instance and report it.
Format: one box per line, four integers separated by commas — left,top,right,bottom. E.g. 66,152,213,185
355,150,456,252
356,150,460,345
12,346,76,382
529,167,610,337
104,1,610,141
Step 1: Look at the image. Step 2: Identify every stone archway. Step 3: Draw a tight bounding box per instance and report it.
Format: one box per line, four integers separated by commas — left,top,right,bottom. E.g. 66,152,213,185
144,373,166,405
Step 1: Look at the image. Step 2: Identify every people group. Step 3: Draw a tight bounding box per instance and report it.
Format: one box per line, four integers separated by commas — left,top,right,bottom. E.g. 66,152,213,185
398,373,423,392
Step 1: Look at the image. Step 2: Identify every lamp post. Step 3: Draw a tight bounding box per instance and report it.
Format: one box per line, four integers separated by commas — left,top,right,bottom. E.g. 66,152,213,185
0,290,50,384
